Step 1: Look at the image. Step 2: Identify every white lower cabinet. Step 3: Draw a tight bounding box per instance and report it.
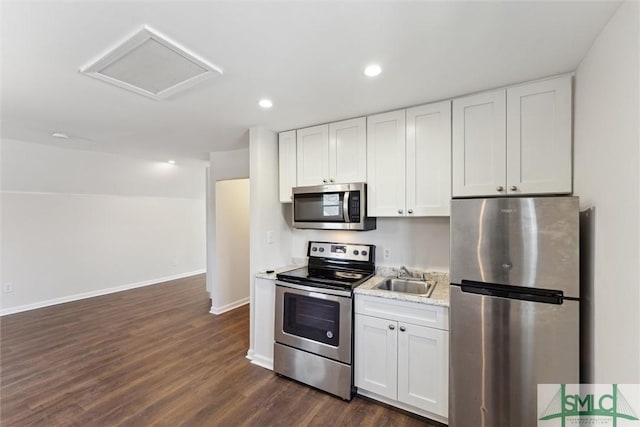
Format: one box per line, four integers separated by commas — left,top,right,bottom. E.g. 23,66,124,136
355,295,449,422
355,314,398,399
397,322,448,415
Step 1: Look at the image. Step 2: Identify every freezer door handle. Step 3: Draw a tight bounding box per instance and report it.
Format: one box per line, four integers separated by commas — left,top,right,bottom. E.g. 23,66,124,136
460,279,566,305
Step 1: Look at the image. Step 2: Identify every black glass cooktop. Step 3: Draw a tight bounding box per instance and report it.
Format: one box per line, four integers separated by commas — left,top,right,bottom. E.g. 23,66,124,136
276,266,373,291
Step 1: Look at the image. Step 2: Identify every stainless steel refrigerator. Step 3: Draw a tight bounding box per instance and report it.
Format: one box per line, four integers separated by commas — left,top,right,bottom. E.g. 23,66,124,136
449,197,580,427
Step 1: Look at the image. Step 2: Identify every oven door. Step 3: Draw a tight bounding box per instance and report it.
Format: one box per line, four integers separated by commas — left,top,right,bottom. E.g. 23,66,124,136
275,282,352,364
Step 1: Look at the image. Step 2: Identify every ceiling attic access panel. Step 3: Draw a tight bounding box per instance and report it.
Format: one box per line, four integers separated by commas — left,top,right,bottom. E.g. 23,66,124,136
80,26,222,100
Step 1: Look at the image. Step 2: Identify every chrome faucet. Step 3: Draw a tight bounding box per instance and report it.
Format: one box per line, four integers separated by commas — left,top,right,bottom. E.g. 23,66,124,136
397,266,412,278
397,266,426,280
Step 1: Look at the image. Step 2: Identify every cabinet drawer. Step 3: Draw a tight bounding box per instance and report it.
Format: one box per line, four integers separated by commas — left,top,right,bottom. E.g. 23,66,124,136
355,295,449,331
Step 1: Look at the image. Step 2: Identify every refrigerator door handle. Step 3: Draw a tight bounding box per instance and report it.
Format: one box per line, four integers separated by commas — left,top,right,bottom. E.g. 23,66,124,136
460,279,567,305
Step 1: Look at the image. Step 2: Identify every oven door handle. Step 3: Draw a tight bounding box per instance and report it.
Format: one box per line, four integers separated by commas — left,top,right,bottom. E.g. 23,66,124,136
275,281,352,298
343,191,350,223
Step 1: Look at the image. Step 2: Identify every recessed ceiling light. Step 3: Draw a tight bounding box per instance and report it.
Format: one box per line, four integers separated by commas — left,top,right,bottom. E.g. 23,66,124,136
258,99,273,109
52,132,69,139
364,64,382,77
167,160,176,164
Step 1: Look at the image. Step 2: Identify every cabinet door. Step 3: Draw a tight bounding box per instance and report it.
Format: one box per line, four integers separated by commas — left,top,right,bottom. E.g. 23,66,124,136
278,130,297,203
355,314,398,400
253,277,276,368
329,117,367,184
367,110,406,217
506,75,572,195
452,90,506,197
406,101,451,216
296,124,329,186
397,323,449,417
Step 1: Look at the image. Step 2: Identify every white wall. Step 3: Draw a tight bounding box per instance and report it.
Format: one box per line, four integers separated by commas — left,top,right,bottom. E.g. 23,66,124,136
1,139,205,198
291,217,450,271
213,179,250,313
248,127,293,358
248,128,292,276
1,139,206,314
574,1,639,383
206,148,250,309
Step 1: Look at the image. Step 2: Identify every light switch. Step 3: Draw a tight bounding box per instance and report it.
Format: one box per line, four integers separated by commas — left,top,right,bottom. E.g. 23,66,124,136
266,230,274,244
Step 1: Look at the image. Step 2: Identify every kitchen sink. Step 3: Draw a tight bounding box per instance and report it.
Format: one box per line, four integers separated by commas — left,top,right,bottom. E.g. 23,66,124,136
376,278,434,296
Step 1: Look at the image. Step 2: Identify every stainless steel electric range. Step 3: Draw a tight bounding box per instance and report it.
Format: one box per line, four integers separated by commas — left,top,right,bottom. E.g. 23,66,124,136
274,241,376,400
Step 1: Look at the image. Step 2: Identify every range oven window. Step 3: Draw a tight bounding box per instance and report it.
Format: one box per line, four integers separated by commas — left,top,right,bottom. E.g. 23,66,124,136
283,293,340,346
294,193,345,222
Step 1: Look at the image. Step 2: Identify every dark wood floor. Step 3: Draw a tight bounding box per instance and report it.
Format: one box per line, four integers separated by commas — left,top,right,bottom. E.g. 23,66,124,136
1,275,438,426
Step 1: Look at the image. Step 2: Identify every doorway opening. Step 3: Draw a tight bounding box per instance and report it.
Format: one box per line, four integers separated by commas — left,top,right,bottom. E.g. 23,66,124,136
211,178,250,314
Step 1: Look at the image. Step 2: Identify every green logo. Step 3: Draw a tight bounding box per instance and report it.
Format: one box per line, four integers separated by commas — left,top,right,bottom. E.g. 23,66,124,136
539,384,639,426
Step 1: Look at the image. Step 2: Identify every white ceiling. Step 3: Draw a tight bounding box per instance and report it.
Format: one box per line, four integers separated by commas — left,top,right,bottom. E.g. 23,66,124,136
1,1,620,162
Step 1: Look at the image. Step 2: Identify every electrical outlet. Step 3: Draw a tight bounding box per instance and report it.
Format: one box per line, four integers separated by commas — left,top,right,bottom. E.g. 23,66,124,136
383,248,391,260
3,283,14,293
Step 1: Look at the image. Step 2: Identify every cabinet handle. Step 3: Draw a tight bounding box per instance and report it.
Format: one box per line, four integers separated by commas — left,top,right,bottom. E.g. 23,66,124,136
398,209,403,215
330,178,335,183
408,209,413,214
399,326,406,332
496,186,504,192
322,179,328,183
510,185,518,191
389,324,395,330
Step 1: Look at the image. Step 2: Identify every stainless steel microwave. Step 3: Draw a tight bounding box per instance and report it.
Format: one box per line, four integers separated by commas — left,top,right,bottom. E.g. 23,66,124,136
292,182,376,231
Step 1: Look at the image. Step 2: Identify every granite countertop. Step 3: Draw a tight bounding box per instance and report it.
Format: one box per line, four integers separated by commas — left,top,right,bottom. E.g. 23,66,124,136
255,265,301,280
354,271,450,307
256,264,450,307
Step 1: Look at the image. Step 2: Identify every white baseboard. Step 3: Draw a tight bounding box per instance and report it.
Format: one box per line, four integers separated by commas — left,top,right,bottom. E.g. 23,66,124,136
249,354,273,371
209,297,249,315
0,269,206,316
246,348,273,371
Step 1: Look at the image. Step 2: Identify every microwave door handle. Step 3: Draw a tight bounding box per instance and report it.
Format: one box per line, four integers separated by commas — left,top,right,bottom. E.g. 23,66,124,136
343,191,350,223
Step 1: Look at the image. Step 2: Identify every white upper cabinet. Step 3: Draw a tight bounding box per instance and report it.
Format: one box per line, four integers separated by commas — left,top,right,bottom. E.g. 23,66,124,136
329,117,367,184
506,75,572,195
278,130,297,203
296,124,330,187
406,101,452,216
367,110,407,217
282,74,571,203
296,119,366,187
368,103,452,217
452,75,572,197
452,90,507,197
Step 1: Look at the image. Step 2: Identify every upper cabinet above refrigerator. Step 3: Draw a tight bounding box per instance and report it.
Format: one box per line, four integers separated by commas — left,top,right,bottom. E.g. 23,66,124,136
452,74,572,198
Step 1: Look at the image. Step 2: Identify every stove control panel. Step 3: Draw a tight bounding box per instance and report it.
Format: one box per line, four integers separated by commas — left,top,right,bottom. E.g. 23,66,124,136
308,241,374,263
